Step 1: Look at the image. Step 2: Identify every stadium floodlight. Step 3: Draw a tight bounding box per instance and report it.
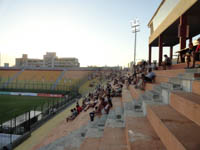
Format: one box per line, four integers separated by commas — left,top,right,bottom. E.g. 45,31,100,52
130,18,140,67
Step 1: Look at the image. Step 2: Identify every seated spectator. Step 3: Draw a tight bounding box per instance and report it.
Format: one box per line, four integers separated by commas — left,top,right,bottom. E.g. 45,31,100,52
66,109,76,122
104,103,111,114
185,42,195,68
162,54,172,70
144,68,156,83
107,94,113,108
76,104,82,114
194,37,200,67
135,75,145,90
81,98,87,109
89,111,95,121
73,108,78,117
152,60,158,70
94,106,101,115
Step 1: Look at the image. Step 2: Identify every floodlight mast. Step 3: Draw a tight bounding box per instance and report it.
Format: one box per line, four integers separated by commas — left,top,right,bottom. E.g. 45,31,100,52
130,18,140,68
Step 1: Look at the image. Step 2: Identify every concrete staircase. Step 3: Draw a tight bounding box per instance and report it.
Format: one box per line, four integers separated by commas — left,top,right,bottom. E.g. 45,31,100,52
37,66,200,150
38,97,127,150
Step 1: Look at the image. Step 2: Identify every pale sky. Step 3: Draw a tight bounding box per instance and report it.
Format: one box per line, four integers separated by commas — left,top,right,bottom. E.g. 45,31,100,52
0,0,164,67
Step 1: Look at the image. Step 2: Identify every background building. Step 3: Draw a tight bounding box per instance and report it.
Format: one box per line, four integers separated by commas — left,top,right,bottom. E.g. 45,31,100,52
15,52,80,68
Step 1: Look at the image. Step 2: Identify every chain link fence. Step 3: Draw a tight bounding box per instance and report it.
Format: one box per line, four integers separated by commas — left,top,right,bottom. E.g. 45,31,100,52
0,96,77,150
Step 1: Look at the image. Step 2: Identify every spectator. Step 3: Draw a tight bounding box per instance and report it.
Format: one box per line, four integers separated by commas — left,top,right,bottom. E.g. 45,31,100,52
194,37,200,67
104,103,111,114
185,42,196,68
107,94,113,108
152,60,158,70
66,109,75,122
196,37,200,53
76,104,82,114
89,111,95,121
162,54,172,70
73,108,78,117
144,68,156,83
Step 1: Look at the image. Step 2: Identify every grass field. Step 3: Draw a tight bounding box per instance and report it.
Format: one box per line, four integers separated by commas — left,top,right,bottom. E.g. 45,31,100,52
0,95,63,123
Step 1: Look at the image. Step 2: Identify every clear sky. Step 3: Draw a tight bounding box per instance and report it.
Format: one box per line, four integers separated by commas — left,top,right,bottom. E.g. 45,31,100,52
0,0,163,67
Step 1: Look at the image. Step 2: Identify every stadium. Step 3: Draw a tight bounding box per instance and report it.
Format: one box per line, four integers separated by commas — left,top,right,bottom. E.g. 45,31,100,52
0,66,116,149
1,0,200,150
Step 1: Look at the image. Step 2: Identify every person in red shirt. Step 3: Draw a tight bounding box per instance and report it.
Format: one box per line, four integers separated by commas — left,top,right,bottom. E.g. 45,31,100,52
193,38,200,68
196,38,200,53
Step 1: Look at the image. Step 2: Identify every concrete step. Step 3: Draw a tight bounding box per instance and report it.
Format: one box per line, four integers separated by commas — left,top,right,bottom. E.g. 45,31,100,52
123,101,144,118
168,77,182,85
98,127,128,150
133,90,162,113
122,87,133,102
147,105,200,150
169,75,199,92
39,125,88,150
145,90,161,101
154,69,185,77
129,85,144,99
86,116,105,138
98,114,108,127
192,80,200,95
185,68,200,73
160,82,182,91
80,137,101,150
153,85,162,93
105,107,125,128
145,83,155,91
170,92,200,126
154,75,169,83
125,117,166,150
137,90,161,102
177,72,200,80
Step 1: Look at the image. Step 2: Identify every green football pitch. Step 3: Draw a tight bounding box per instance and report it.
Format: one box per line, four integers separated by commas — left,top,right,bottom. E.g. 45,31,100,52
0,95,63,123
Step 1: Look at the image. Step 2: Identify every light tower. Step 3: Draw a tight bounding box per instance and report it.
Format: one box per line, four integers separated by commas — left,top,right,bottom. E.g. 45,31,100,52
130,18,140,67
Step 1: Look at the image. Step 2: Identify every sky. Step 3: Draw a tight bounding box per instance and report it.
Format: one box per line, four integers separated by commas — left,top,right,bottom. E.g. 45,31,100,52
0,0,163,67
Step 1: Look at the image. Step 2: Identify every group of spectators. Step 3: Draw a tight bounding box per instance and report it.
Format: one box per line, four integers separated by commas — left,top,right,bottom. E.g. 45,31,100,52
125,61,156,91
66,71,124,122
66,101,83,122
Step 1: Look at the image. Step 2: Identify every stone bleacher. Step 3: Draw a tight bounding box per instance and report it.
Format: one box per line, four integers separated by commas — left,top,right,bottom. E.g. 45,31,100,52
24,64,200,150
0,70,20,82
0,69,94,90
17,70,62,82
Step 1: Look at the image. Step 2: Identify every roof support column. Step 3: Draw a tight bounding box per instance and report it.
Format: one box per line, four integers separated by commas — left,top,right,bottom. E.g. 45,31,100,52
179,14,187,50
189,37,193,44
149,45,152,65
158,35,163,66
170,46,173,60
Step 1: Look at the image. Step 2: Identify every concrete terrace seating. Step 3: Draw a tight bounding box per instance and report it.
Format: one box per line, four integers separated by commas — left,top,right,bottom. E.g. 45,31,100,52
128,67,185,99
16,70,62,82
6,70,62,90
56,70,92,89
24,68,200,150
59,71,92,83
0,70,20,82
37,97,128,150
123,67,200,149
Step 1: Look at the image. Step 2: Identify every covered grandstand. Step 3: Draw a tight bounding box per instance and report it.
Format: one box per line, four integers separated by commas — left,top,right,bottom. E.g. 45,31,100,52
148,0,200,65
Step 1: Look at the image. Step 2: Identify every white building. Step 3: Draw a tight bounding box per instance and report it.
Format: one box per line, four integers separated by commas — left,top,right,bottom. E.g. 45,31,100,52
15,52,80,68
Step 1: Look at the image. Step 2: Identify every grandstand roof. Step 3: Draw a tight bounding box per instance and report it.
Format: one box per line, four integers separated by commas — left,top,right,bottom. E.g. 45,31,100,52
149,0,200,46
148,0,165,26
